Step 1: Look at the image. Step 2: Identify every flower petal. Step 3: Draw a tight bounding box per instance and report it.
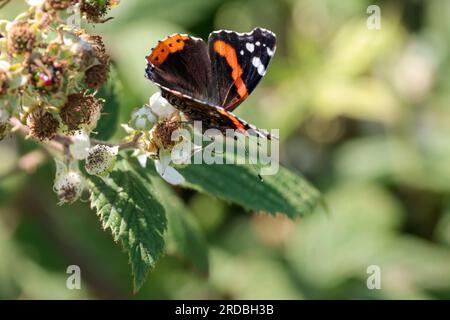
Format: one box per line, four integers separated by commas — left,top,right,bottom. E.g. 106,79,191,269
155,152,185,185
70,131,91,160
148,92,177,119
137,153,148,168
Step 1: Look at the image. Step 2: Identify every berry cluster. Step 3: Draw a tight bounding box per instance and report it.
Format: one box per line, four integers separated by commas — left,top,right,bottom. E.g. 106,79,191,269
0,0,117,142
0,0,118,204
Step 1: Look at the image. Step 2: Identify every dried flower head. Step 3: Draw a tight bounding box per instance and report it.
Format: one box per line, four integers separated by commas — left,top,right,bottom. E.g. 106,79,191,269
6,22,36,55
60,93,103,133
75,31,110,88
27,109,60,141
151,113,183,150
76,33,107,62
85,144,118,176
53,159,84,205
80,0,113,23
84,63,109,89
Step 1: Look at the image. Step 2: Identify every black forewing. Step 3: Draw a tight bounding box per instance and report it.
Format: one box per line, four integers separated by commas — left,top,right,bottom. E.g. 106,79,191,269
145,35,219,106
208,28,276,111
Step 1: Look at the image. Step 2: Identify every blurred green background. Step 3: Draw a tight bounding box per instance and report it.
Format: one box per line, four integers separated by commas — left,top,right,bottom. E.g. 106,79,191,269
1,0,450,299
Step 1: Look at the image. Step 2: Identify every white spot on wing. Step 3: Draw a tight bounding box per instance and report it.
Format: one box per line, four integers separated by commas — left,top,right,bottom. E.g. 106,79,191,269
256,41,261,46
252,57,266,76
246,43,255,52
267,47,275,56
240,50,244,55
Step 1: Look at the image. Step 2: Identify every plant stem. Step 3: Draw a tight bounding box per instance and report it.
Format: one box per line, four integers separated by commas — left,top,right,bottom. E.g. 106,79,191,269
9,117,142,156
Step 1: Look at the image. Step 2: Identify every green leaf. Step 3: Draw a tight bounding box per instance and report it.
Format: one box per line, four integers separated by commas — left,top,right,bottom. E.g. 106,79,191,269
86,158,167,292
157,180,209,274
179,163,322,218
132,162,209,274
94,67,121,141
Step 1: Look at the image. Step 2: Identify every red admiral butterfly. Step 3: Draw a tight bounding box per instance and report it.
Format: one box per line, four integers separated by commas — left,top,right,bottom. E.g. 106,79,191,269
145,28,276,139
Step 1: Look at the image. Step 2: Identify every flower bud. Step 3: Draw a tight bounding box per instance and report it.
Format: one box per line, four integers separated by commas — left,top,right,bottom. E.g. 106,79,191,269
70,130,91,160
148,92,177,119
53,159,84,205
130,105,157,130
85,144,119,176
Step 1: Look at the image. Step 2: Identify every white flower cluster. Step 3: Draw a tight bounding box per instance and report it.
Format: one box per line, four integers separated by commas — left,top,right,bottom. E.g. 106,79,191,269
127,92,194,185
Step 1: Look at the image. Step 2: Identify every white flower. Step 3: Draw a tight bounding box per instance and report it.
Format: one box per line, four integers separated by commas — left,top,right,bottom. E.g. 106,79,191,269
53,159,84,205
70,130,91,160
130,105,157,130
129,92,192,185
148,92,177,119
155,151,185,185
85,144,119,176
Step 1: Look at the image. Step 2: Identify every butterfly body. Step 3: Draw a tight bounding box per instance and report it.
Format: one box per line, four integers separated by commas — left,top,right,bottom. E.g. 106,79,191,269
145,28,276,139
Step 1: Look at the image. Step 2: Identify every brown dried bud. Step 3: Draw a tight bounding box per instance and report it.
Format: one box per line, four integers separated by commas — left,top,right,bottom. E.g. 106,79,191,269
75,31,110,88
6,23,36,55
48,0,77,10
76,33,107,61
60,93,103,133
152,114,182,150
84,63,109,89
80,0,112,23
27,110,60,141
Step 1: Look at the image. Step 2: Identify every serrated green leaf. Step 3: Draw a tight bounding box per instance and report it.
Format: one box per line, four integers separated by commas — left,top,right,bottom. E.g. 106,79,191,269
179,163,321,218
132,162,209,274
86,159,166,292
94,68,121,141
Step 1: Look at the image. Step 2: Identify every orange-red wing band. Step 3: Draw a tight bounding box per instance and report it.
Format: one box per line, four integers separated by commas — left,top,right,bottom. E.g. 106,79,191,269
147,34,189,66
217,108,246,132
213,40,249,99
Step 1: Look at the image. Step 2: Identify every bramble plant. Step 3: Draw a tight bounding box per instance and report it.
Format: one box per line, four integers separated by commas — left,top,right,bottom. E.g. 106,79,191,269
0,0,322,292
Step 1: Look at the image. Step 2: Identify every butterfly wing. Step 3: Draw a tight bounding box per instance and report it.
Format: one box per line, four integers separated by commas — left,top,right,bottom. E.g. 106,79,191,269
208,28,276,111
145,34,219,106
